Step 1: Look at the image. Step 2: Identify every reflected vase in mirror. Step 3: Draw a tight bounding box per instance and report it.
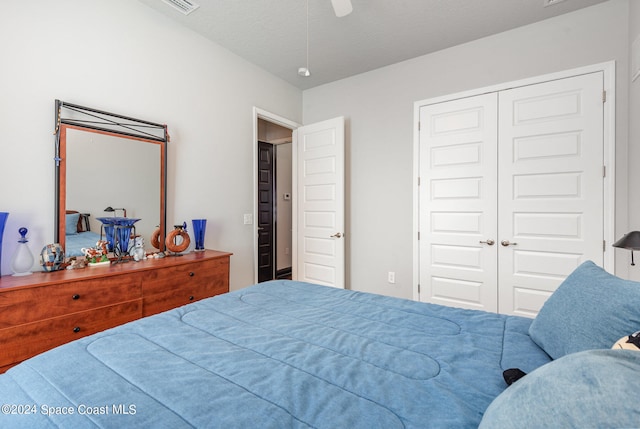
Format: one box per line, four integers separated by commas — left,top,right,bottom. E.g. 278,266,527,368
192,219,207,251
11,227,34,276
97,217,141,259
0,212,8,276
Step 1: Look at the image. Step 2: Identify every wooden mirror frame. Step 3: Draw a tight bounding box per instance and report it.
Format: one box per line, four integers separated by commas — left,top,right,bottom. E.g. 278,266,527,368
54,100,168,254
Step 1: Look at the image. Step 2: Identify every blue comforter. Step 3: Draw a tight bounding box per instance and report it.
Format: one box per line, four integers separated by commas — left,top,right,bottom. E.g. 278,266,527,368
65,231,102,257
0,280,550,428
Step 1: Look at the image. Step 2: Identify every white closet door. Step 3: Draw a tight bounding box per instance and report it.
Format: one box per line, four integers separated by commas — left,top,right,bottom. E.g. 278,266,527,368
419,94,499,312
497,72,604,316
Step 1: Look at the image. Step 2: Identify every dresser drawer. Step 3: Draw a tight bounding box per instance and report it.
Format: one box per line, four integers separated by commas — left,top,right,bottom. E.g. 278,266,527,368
142,257,229,316
142,257,229,294
143,282,229,317
0,275,142,328
0,299,142,369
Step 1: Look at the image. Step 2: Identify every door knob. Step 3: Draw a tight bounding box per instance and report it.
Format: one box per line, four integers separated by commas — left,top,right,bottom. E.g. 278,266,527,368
330,232,342,238
479,239,495,246
501,240,518,247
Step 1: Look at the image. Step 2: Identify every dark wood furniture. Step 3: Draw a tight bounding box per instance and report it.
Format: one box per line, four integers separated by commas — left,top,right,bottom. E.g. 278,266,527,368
0,249,231,373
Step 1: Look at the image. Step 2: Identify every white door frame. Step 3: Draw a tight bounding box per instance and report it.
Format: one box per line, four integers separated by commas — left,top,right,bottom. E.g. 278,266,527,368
252,107,301,284
412,61,616,302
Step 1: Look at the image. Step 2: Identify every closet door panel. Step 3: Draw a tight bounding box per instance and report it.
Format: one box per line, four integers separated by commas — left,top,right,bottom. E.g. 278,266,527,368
497,72,604,317
419,94,499,312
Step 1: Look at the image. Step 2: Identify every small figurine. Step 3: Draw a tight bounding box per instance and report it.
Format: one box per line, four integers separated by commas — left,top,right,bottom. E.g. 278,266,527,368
129,235,146,262
96,240,109,256
66,257,87,270
82,241,109,264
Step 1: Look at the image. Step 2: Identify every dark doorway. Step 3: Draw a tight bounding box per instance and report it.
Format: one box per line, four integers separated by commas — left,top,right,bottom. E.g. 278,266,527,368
257,141,275,282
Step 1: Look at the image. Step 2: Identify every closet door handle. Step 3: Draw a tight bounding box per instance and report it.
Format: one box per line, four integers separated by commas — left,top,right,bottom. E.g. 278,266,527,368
479,239,495,246
501,240,518,247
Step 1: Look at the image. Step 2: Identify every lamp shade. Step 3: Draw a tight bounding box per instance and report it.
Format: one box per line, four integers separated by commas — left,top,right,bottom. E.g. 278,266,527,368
613,231,640,250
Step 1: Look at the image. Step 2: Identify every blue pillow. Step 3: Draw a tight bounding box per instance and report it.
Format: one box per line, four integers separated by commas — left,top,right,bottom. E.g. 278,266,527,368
479,349,640,429
65,213,80,235
528,260,640,359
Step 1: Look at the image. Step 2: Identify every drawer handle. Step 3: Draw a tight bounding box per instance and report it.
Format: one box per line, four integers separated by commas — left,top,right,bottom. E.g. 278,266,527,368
189,272,195,277
189,295,195,301
73,326,81,333
72,294,80,300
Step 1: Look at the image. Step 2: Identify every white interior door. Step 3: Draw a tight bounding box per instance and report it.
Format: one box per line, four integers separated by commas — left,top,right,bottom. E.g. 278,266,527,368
419,94,499,311
497,72,604,316
293,117,345,288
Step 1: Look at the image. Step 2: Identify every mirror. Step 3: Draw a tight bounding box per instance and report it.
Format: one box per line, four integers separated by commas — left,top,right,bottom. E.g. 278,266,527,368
54,100,168,258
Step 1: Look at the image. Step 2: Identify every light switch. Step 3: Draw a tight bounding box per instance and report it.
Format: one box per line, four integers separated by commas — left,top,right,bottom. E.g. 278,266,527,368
243,214,253,225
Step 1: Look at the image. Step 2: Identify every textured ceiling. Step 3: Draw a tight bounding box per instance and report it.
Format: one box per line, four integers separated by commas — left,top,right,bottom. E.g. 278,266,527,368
136,0,609,90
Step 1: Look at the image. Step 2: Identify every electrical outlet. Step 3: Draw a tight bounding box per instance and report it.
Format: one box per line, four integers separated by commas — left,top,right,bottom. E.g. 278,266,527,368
388,271,395,284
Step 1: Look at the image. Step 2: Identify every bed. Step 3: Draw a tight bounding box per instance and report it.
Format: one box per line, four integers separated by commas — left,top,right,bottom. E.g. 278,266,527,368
0,261,638,428
65,211,101,257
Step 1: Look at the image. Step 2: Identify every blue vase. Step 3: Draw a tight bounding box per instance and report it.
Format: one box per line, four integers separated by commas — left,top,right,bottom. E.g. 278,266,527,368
115,226,133,254
96,217,140,256
192,219,207,251
0,212,7,276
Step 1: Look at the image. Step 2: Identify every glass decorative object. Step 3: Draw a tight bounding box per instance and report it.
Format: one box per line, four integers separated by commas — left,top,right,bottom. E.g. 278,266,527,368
0,212,7,276
40,243,65,272
103,225,115,251
192,219,207,251
115,225,133,255
96,217,140,258
11,227,34,276
113,218,140,255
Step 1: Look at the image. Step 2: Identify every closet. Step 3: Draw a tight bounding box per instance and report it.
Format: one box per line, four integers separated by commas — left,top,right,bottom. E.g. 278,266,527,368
417,70,607,316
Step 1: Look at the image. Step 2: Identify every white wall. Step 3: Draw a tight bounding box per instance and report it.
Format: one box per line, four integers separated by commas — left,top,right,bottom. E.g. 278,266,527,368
0,0,302,288
627,1,640,280
303,0,630,299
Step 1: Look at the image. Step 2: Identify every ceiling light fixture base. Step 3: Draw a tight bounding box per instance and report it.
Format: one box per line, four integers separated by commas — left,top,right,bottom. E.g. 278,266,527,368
298,67,311,77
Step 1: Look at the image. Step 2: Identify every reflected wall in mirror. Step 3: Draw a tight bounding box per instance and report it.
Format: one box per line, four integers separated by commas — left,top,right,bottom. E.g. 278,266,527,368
54,100,168,258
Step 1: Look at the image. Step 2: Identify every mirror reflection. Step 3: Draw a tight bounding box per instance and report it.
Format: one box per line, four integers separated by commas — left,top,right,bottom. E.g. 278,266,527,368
64,129,161,257
54,100,168,259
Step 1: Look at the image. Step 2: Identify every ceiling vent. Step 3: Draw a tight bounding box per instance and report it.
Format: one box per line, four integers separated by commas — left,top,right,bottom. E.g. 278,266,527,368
161,0,200,15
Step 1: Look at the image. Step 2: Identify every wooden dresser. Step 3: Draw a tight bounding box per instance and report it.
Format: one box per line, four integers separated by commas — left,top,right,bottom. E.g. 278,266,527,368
0,249,231,373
